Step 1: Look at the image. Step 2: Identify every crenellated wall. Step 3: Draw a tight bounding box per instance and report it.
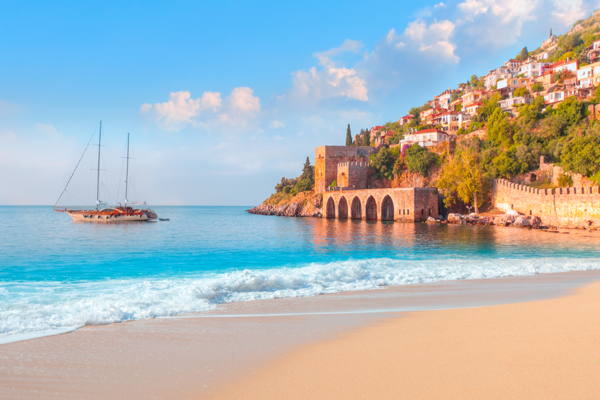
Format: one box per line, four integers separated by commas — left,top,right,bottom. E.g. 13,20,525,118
337,162,369,190
492,179,600,228
315,146,375,193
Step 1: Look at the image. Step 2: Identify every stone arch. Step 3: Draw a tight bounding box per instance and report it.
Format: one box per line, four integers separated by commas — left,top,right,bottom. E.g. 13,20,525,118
351,197,362,220
326,197,335,219
366,196,377,221
338,197,348,219
381,195,394,221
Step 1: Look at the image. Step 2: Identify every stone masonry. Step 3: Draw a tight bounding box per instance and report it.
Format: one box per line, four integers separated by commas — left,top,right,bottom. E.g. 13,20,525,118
315,146,375,193
492,178,600,228
337,162,369,190
323,188,439,222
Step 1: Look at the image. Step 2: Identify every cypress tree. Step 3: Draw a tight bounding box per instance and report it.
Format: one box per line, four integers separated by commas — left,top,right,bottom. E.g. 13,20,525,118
346,124,353,146
550,28,552,38
520,46,528,60
364,129,371,146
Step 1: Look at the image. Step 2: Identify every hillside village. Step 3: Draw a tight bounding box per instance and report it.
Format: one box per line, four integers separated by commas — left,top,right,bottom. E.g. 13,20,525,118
252,10,600,229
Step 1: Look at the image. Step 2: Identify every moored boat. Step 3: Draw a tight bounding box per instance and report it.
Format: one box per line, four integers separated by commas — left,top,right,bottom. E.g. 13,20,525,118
54,121,158,223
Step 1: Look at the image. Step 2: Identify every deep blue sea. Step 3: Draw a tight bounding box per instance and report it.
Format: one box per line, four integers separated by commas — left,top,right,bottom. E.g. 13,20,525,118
2,206,600,343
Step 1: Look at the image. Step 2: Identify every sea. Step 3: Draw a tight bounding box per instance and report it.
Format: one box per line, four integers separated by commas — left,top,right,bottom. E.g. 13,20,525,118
1,205,600,344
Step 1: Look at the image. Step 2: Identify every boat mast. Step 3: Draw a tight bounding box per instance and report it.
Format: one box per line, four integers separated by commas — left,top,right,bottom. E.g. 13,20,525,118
96,121,102,210
125,133,130,205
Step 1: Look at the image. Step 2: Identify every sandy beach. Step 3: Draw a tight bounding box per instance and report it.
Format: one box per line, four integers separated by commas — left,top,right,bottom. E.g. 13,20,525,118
209,279,600,400
1,270,599,400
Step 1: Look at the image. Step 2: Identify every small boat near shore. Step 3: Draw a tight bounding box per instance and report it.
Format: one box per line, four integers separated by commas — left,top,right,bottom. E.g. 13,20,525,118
54,121,158,223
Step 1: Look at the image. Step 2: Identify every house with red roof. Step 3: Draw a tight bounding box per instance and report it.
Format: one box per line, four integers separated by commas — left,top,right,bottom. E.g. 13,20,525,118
398,115,414,125
464,102,483,115
400,128,451,148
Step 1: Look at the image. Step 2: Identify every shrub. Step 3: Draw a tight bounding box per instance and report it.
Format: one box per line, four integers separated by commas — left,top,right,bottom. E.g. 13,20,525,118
405,144,440,177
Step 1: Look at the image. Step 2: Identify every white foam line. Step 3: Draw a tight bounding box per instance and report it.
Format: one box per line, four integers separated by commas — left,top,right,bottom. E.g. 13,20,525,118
0,325,81,345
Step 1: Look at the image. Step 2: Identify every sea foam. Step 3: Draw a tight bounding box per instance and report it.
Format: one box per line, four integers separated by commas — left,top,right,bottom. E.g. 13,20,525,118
1,256,599,343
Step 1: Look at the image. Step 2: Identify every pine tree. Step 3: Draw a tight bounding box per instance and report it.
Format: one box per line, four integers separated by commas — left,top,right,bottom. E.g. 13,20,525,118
346,124,353,146
302,156,311,177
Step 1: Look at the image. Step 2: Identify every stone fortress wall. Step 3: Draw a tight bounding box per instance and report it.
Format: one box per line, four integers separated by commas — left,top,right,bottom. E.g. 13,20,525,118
492,179,600,228
337,162,369,190
323,188,438,222
315,146,375,193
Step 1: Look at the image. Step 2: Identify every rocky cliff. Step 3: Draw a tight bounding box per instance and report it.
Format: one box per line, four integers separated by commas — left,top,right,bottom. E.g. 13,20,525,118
248,191,323,217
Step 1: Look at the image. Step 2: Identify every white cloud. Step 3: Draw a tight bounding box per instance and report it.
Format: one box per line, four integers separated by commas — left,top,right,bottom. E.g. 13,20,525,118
404,19,458,62
434,2,446,9
281,40,368,103
141,87,260,132
35,123,60,137
551,0,587,26
270,120,285,128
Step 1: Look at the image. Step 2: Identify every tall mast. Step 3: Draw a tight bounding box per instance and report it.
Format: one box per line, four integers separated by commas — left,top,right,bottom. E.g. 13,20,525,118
125,133,130,204
96,121,102,210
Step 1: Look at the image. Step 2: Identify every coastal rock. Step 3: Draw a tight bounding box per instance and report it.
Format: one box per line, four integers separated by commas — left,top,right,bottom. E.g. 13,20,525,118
426,216,438,223
447,213,463,223
513,216,531,227
248,193,323,218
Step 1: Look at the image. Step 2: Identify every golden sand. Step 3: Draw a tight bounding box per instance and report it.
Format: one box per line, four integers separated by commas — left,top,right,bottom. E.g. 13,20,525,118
209,281,600,400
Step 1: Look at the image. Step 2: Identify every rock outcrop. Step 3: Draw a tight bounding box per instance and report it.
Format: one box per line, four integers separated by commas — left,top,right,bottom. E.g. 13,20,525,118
248,192,323,218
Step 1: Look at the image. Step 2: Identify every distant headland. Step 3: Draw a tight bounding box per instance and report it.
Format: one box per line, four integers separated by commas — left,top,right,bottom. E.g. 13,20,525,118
250,10,600,230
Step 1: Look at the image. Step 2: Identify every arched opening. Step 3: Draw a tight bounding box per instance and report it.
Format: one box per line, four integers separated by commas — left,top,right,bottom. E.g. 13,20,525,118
530,173,537,182
326,197,335,219
381,195,394,221
338,197,348,219
351,197,362,220
366,196,377,221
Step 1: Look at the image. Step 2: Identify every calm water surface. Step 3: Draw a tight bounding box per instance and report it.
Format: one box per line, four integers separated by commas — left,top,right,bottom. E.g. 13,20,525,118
1,206,599,341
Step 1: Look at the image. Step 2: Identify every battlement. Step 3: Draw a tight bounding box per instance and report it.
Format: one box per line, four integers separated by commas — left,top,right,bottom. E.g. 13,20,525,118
495,178,600,196
492,179,600,228
337,162,369,168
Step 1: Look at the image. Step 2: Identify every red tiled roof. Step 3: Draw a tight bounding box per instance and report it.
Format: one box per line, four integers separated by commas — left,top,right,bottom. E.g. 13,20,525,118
467,102,483,107
412,128,444,134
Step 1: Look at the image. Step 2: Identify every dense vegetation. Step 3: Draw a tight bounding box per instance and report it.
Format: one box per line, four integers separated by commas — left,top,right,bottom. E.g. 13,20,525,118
274,157,315,195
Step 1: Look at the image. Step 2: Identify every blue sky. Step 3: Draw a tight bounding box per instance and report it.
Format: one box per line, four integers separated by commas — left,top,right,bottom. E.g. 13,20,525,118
0,0,595,205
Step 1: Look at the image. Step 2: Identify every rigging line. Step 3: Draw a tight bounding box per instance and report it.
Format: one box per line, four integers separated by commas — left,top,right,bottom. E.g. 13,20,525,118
54,130,97,207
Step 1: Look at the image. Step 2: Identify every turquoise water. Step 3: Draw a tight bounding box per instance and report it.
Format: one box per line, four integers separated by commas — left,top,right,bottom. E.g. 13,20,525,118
1,206,600,342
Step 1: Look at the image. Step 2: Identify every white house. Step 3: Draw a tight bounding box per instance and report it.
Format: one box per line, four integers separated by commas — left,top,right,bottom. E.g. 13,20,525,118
400,129,450,148
518,61,550,78
499,96,532,111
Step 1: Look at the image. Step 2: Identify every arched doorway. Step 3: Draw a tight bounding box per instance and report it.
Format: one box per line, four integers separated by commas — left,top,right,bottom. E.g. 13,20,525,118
351,197,362,220
326,197,335,219
338,197,348,219
381,195,394,221
366,196,377,221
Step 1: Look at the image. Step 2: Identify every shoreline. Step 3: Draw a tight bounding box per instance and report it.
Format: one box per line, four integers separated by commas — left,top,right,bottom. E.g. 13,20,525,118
2,269,600,399
208,277,600,400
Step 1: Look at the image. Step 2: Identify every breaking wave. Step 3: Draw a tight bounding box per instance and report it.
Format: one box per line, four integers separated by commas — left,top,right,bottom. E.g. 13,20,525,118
1,256,599,343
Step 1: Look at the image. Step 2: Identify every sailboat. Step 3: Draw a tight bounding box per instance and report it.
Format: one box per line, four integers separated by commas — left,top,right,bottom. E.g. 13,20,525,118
54,121,158,222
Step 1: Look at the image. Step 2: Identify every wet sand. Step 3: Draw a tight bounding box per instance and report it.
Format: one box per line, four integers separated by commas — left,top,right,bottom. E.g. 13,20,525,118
1,270,600,399
209,276,600,400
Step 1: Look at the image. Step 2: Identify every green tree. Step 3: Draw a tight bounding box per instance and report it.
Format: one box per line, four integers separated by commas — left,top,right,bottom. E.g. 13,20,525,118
363,129,371,146
490,151,527,178
487,108,514,148
476,93,502,122
470,74,478,86
531,82,544,92
555,97,587,126
436,148,488,213
405,144,440,177
520,46,528,60
513,87,530,97
561,135,600,176
369,147,400,180
346,124,353,146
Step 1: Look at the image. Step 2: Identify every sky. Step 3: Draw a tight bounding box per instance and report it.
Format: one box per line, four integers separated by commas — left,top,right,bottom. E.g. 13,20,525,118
0,0,597,205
